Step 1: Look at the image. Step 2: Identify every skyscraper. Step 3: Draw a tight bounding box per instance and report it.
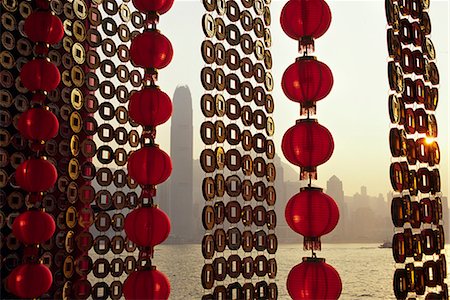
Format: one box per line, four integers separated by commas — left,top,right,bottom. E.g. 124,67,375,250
165,85,194,241
326,175,348,241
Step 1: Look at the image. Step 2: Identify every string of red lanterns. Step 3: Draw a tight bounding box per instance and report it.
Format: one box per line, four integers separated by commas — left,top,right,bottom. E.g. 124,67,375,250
122,0,174,298
280,0,342,298
6,1,63,298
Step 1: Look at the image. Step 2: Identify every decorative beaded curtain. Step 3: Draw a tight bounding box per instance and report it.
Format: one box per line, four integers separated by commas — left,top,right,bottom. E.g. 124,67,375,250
0,0,146,298
386,0,448,298
0,0,90,297
199,0,277,298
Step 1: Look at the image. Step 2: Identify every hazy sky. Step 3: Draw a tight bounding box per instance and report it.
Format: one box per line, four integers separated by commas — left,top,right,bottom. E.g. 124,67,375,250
152,0,449,198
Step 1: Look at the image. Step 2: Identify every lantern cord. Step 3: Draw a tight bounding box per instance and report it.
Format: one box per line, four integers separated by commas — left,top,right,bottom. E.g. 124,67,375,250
311,249,317,258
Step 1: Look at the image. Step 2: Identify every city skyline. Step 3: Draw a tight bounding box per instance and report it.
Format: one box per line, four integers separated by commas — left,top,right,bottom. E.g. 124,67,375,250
151,0,449,198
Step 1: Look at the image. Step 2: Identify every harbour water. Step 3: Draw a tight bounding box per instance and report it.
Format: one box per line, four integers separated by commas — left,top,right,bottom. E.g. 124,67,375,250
144,243,450,299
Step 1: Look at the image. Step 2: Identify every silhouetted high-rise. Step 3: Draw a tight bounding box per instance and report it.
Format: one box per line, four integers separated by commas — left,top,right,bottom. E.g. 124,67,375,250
167,85,194,241
326,175,348,241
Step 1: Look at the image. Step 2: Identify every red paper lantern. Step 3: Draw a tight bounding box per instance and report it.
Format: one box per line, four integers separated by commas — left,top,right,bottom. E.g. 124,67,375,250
127,146,172,186
124,206,170,247
12,210,56,244
123,269,170,300
280,0,332,41
20,58,60,92
7,263,53,299
282,57,333,105
287,258,342,300
128,86,173,127
130,30,173,69
15,158,57,192
285,187,339,239
17,107,59,142
132,0,174,14
24,11,64,44
282,119,334,168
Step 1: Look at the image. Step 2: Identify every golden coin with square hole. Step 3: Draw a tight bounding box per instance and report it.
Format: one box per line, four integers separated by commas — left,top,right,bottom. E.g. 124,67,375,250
264,28,272,47
71,65,85,87
70,135,80,157
63,255,75,279
266,162,276,182
265,72,274,92
241,0,254,8
254,40,265,61
0,169,8,189
427,114,437,137
69,111,83,133
201,149,216,173
1,13,16,31
2,0,18,12
72,42,86,65
388,94,404,124
202,40,215,64
86,28,102,48
388,61,403,93
73,0,88,19
202,205,215,230
202,177,216,201
215,94,226,117
226,0,240,22
266,116,275,136
241,130,253,151
67,182,78,204
241,155,253,176
71,88,83,110
202,13,216,38
424,37,435,60
425,61,439,85
19,1,31,18
86,50,100,69
240,10,253,32
242,180,253,202
264,6,271,26
88,7,102,26
0,51,15,70
213,174,225,198
80,138,96,158
203,0,216,11
68,158,80,180
216,0,226,15
119,4,131,22
226,148,242,171
387,29,401,62
215,120,226,143
240,33,253,55
215,146,225,170
201,67,216,91
0,90,13,108
225,175,242,197
420,12,431,36
128,130,139,147
202,234,215,259
215,68,226,91
266,139,275,159
254,0,264,15
1,32,14,50
73,20,86,42
201,94,215,117
66,207,78,230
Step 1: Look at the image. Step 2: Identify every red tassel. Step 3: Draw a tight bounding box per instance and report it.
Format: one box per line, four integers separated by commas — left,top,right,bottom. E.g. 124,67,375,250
304,237,321,251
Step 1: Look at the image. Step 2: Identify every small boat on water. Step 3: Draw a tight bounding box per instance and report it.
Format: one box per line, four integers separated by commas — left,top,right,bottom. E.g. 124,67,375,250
379,241,392,248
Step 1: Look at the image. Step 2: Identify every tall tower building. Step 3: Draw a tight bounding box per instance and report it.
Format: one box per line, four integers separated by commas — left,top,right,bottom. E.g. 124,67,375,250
167,85,194,242
326,175,348,241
